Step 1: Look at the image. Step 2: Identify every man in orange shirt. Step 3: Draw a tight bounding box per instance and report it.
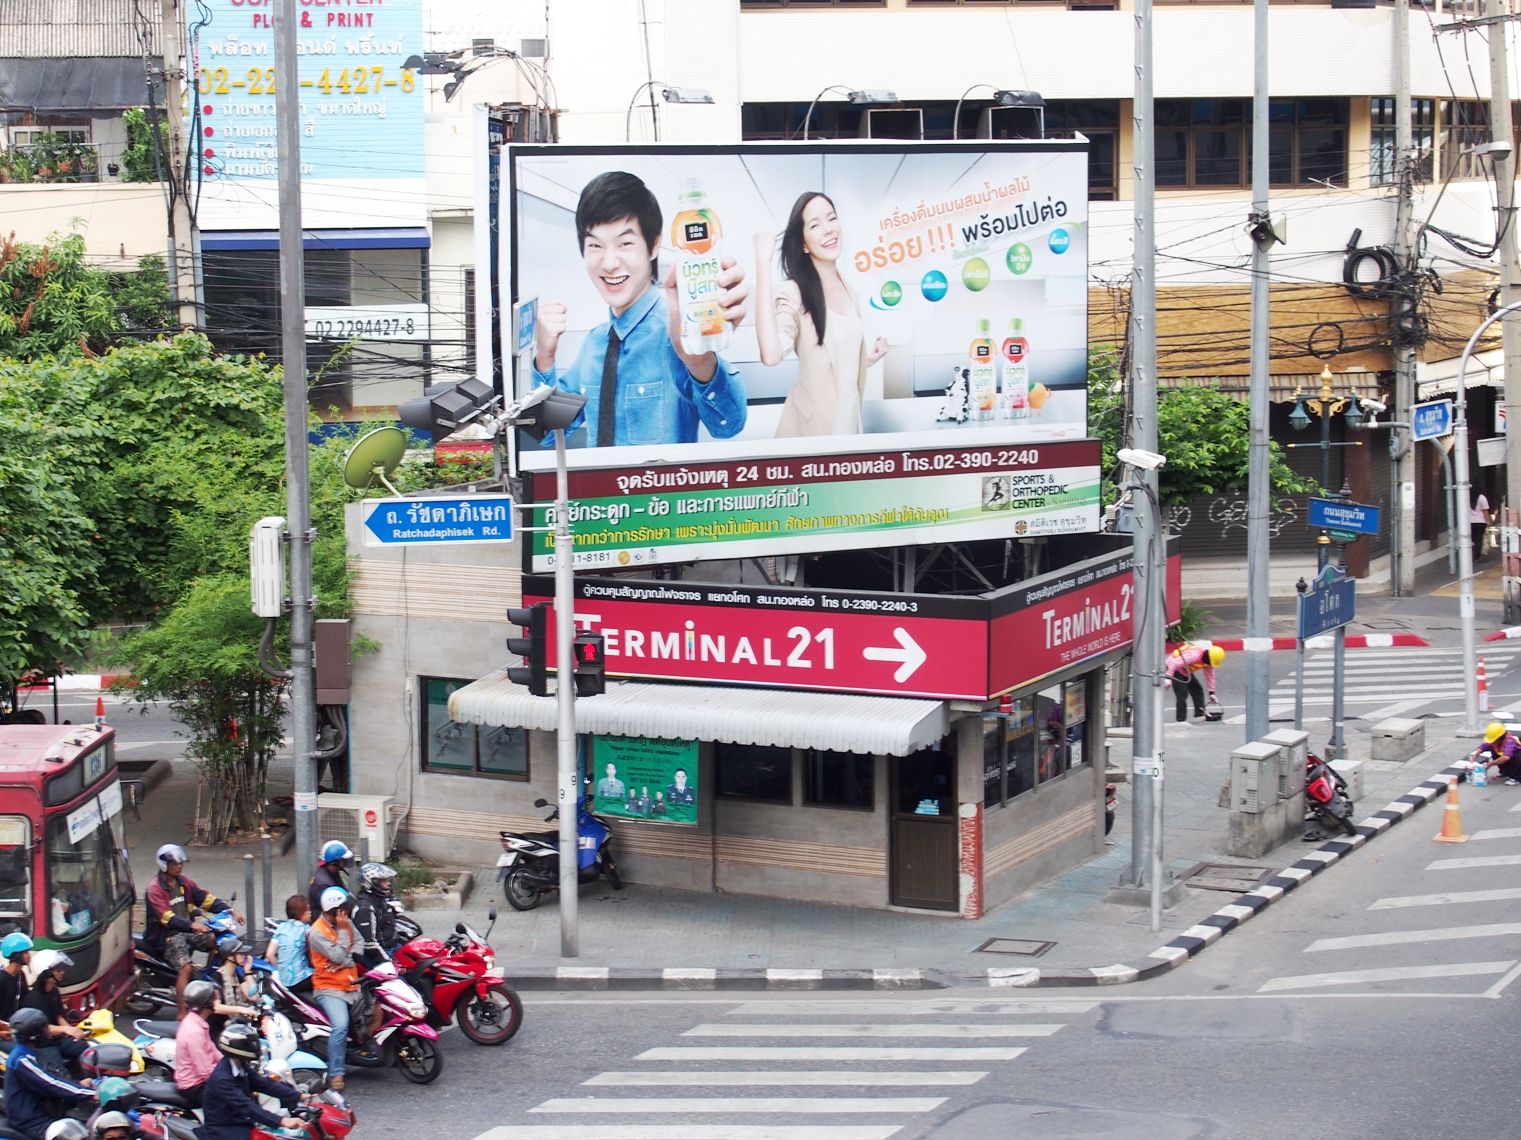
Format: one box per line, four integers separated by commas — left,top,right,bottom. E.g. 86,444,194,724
307,887,360,1093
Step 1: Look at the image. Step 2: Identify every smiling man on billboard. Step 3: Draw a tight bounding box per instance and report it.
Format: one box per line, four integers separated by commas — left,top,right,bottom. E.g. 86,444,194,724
532,171,750,448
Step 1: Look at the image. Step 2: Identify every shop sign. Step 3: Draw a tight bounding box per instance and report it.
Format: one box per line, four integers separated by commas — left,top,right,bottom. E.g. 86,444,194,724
522,438,1101,573
590,736,698,825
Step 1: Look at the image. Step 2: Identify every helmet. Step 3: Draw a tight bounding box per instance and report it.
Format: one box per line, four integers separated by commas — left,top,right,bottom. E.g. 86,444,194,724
10,1006,49,1047
1207,646,1225,667
156,843,188,872
320,886,351,913
360,862,397,895
92,1112,133,1138
184,979,218,1011
216,932,254,959
320,840,353,865
45,1122,89,1140
218,1021,261,1061
32,948,73,974
0,931,33,960
95,1075,137,1109
1486,722,1507,743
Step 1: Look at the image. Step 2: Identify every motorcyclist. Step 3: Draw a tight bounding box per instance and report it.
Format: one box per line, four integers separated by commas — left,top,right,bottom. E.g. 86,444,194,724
0,930,34,1049
307,841,353,922
143,843,241,1016
84,1076,138,1137
89,1114,131,1140
173,981,223,1108
198,1022,303,1140
21,948,88,1069
352,862,400,968
214,934,262,1008
3,1007,97,1140
45,1123,90,1140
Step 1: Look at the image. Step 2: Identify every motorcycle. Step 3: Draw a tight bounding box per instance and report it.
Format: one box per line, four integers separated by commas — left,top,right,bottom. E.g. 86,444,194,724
1306,750,1358,837
392,906,523,1046
79,1007,145,1073
252,1088,357,1140
1104,783,1117,836
128,899,243,1015
268,960,443,1084
497,797,622,911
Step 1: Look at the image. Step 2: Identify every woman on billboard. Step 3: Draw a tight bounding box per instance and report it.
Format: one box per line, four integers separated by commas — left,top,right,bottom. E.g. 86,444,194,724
754,192,888,438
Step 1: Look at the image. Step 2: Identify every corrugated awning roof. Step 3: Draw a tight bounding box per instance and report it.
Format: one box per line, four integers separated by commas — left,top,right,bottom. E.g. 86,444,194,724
447,673,950,757
1418,349,1503,399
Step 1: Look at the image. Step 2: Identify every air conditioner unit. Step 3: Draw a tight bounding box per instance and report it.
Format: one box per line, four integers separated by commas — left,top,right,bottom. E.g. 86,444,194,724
317,793,397,861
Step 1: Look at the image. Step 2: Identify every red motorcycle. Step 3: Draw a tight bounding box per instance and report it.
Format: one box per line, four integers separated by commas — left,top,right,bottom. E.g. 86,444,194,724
154,1088,355,1140
1306,750,1357,837
392,905,523,1046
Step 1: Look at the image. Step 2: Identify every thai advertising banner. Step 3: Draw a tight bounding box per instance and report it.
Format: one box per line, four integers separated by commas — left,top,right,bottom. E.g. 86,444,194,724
522,438,1101,573
590,736,698,825
509,141,1089,472
189,0,425,229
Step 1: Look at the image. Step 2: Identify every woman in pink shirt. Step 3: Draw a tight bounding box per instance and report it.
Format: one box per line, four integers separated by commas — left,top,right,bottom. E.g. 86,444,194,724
176,980,254,1107
1166,643,1223,722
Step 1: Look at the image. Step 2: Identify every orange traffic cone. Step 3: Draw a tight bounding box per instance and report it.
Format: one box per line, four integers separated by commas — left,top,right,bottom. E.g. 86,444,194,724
1479,657,1491,712
94,696,105,726
1434,776,1470,843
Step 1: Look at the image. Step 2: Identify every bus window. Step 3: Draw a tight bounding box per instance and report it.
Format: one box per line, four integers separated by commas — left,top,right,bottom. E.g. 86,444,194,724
47,790,133,940
0,818,30,927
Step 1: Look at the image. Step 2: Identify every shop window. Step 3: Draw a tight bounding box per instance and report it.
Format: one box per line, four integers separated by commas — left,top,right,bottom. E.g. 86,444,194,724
805,750,873,809
1044,100,1120,201
1440,100,1521,181
420,677,529,779
1370,98,1435,186
717,742,792,802
984,698,1038,808
896,744,954,817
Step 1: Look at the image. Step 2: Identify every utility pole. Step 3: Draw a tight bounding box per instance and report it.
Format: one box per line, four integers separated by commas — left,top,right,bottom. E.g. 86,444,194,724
159,0,199,327
1243,0,1272,740
274,0,318,890
554,430,579,958
1487,0,1521,514
1392,0,1416,597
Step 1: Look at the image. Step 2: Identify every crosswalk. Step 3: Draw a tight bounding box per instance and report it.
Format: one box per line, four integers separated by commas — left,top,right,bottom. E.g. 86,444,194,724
471,998,1096,1140
1266,644,1521,721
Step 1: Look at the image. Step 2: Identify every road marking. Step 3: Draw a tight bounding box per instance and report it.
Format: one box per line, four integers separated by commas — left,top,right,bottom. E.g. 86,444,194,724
529,1099,946,1115
1360,699,1430,721
1305,923,1521,952
1370,887,1521,909
636,1047,1029,1061
1427,854,1521,870
722,1000,1097,1016
472,1129,905,1140
682,1024,1061,1038
584,1072,987,1087
1485,962,1521,997
1473,828,1521,840
1258,961,1517,992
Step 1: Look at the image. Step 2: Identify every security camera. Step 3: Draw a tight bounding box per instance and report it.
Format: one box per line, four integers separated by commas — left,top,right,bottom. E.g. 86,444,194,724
1359,397,1388,415
1117,448,1168,471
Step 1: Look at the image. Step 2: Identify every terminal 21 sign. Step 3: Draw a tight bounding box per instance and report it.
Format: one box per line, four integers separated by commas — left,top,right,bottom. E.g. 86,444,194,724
521,539,1181,702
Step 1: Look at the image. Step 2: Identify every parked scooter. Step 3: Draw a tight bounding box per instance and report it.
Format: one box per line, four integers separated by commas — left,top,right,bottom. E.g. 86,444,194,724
1305,750,1358,837
497,797,622,911
392,906,522,1045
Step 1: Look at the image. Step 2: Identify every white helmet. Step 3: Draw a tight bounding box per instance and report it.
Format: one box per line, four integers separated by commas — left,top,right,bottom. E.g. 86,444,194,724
320,886,351,913
156,843,188,872
32,948,73,975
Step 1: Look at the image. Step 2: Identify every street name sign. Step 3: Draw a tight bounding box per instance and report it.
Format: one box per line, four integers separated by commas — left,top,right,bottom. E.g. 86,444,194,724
1298,568,1355,641
1309,497,1380,537
360,495,514,547
1412,399,1453,442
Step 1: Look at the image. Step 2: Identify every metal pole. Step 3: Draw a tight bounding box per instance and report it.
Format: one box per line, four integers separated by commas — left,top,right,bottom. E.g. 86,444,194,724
1486,0,1521,515
554,428,579,957
1244,0,1272,744
274,0,318,892
1294,577,1307,731
1392,0,1416,596
1442,444,1457,575
243,853,256,935
261,833,273,948
1455,303,1521,734
1331,540,1348,761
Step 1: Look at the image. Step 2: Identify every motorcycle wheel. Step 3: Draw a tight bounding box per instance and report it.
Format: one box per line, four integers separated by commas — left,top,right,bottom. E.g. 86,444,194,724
143,1061,173,1082
1338,811,1359,837
504,865,544,911
393,1034,444,1084
604,862,622,892
125,984,160,1015
455,984,523,1046
292,1067,326,1090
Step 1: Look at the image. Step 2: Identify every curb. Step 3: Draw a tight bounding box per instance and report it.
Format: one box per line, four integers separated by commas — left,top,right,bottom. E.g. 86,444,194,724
498,761,1466,993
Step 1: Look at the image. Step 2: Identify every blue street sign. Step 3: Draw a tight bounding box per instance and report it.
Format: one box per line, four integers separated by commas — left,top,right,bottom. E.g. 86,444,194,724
1299,568,1356,641
1412,399,1454,442
1309,497,1380,537
361,495,515,547
514,298,537,359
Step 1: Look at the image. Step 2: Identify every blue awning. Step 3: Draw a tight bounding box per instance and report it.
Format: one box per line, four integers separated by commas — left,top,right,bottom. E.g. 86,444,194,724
200,228,430,251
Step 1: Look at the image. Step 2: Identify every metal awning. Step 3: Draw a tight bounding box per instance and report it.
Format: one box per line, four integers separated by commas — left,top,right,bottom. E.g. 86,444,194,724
1418,349,1503,400
0,57,150,113
447,672,950,757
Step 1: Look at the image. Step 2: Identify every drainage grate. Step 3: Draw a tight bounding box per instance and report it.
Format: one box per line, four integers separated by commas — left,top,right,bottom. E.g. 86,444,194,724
1184,863,1274,893
973,938,1056,957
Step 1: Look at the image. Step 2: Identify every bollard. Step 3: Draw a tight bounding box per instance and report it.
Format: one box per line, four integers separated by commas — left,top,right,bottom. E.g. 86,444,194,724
243,853,256,936
360,836,371,868
261,833,274,951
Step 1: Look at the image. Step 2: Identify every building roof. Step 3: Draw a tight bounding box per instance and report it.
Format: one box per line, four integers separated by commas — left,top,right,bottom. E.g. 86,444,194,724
447,673,951,757
0,0,158,58
0,56,152,112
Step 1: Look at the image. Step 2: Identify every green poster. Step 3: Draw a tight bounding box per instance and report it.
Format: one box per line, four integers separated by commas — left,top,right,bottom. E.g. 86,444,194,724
592,736,698,824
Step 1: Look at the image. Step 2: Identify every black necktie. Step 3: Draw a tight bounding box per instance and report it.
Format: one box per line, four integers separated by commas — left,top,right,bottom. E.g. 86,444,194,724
598,328,620,447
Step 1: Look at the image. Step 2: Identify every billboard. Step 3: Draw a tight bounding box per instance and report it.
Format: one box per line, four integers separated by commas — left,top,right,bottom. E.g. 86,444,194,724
590,736,698,825
189,0,425,229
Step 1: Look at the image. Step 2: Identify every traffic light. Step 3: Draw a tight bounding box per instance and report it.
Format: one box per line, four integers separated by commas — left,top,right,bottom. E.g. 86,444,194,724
399,377,496,443
506,603,549,696
574,631,606,697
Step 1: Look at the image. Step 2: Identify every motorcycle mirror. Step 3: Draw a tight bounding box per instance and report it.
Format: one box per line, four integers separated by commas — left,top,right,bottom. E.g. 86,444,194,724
487,905,498,922
454,922,467,935
229,891,238,903
533,798,548,808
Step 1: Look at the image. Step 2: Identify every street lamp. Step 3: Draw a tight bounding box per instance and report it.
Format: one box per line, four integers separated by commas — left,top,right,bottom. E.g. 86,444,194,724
624,82,715,143
1288,364,1367,552
403,46,555,106
950,85,1043,141
799,87,899,141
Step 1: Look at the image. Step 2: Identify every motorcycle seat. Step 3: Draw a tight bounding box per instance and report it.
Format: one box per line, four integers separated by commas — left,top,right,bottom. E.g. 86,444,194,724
133,1080,197,1109
516,830,560,844
134,1019,182,1039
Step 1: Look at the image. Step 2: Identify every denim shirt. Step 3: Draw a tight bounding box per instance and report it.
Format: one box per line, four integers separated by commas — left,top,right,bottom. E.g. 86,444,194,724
532,286,746,447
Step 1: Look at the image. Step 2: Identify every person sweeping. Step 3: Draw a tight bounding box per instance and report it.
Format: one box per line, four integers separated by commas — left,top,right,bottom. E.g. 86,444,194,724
1166,643,1224,722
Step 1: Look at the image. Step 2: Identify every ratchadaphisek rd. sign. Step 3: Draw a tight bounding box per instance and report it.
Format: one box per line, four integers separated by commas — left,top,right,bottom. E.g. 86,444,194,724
360,495,514,547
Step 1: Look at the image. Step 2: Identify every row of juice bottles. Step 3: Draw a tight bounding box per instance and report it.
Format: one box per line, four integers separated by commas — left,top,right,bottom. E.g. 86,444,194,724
968,318,1031,421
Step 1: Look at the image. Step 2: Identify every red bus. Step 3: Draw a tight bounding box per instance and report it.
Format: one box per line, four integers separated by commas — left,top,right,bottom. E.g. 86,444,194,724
0,722,135,1011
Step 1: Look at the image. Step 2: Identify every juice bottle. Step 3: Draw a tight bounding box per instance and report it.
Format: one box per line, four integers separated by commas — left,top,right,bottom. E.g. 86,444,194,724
670,178,728,355
1001,318,1029,421
968,319,997,421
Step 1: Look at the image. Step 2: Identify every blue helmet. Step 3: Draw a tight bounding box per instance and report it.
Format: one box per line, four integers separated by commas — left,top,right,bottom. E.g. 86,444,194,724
95,1075,136,1109
320,840,353,865
0,931,32,960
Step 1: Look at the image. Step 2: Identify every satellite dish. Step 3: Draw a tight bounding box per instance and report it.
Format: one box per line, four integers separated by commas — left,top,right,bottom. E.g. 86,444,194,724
343,427,408,496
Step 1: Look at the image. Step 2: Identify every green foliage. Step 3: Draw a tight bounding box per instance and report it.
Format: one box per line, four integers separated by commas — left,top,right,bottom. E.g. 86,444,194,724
0,134,99,184
120,110,166,184
1167,598,1213,643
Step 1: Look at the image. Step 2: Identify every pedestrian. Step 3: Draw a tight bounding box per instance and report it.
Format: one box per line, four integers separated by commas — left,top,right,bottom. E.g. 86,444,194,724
307,886,360,1093
266,894,315,995
1472,491,1492,561
1165,643,1224,722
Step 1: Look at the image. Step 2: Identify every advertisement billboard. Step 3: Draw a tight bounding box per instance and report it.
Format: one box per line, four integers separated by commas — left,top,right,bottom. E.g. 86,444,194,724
590,736,698,825
189,0,425,229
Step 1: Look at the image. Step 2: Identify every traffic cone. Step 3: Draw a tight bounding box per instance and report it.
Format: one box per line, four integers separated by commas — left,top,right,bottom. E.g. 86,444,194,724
94,696,105,726
1479,657,1491,712
1434,776,1470,843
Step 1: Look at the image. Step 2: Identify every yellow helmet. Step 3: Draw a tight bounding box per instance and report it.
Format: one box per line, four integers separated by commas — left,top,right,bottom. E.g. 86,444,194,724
1485,722,1507,743
1207,646,1225,667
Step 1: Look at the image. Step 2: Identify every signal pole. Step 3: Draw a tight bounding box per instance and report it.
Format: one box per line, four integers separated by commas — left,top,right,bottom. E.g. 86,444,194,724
1392,0,1416,596
554,429,579,957
1486,0,1521,513
159,0,200,326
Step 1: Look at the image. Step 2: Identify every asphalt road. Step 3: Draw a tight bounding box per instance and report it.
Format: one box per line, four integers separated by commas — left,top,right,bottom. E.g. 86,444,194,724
338,777,1521,1140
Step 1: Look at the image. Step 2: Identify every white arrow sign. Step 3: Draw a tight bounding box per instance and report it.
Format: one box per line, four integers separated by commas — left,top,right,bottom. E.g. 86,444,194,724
863,627,928,683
